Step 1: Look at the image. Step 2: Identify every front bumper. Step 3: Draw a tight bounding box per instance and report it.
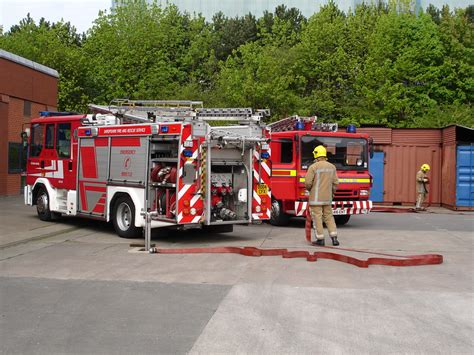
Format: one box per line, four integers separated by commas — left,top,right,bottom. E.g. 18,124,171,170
294,200,372,216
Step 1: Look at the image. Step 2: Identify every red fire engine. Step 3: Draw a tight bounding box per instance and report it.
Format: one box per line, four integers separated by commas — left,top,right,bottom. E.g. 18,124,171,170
268,116,373,226
23,100,271,247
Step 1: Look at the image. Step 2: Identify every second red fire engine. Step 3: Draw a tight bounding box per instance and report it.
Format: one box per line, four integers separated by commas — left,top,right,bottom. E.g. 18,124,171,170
268,116,373,226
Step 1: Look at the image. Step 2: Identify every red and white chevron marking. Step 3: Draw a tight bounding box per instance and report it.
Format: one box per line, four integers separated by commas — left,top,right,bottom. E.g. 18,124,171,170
176,124,203,224
252,143,272,221
295,200,373,216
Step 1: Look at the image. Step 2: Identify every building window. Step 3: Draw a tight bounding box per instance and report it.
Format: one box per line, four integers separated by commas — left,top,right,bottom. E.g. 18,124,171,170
24,101,31,117
56,123,71,158
8,142,27,173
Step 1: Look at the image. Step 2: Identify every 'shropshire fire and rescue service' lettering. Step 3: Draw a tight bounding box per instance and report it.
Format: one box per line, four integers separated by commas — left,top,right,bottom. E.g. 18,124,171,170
99,126,151,136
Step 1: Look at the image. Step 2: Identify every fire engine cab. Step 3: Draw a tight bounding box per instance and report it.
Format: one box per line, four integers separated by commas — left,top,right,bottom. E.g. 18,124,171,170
269,116,373,226
24,100,271,246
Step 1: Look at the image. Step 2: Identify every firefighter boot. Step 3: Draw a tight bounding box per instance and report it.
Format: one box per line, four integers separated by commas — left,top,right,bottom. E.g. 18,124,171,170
331,237,340,246
312,239,325,246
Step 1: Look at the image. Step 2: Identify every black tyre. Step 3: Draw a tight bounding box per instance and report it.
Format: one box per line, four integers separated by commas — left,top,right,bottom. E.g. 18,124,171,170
270,199,290,226
36,187,54,221
112,195,142,238
334,215,351,226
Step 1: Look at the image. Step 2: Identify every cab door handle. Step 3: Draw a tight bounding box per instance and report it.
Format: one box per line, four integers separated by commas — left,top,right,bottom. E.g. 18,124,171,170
40,161,45,169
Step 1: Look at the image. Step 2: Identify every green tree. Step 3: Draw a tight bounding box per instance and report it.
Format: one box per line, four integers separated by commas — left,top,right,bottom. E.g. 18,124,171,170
294,1,350,121
210,12,257,61
358,11,445,127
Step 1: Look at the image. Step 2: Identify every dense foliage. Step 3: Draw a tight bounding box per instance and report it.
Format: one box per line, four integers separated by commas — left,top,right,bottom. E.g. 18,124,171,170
0,0,472,127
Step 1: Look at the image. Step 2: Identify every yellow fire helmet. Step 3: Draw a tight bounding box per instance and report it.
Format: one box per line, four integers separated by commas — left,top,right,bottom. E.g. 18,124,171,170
313,145,327,159
421,163,430,172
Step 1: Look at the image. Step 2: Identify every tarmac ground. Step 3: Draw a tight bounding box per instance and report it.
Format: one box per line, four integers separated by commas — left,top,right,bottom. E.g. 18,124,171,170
0,195,473,354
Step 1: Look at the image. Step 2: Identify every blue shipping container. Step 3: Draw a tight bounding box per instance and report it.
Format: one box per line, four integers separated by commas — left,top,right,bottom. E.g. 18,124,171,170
456,145,474,207
369,151,384,202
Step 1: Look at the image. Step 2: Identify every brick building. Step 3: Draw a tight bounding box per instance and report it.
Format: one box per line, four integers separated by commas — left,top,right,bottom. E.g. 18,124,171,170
0,49,59,196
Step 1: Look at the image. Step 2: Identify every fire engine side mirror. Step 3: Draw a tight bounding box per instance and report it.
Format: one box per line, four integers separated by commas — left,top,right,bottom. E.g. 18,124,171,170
20,129,29,147
369,138,374,159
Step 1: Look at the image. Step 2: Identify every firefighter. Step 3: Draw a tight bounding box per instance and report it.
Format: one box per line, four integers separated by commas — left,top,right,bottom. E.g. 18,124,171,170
415,163,430,210
305,145,339,246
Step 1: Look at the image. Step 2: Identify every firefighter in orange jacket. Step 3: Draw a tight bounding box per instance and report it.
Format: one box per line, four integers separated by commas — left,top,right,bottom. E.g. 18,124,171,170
305,145,339,246
416,164,430,210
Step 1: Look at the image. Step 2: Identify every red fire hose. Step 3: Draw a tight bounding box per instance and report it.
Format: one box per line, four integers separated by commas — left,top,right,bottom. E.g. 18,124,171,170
148,209,442,268
371,206,417,213
149,245,442,268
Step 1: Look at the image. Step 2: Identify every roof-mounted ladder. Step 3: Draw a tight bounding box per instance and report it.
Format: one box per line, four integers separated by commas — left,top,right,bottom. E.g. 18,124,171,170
268,115,338,132
88,99,270,125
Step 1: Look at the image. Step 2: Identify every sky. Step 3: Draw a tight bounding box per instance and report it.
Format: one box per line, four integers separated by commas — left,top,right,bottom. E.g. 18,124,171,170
0,0,111,34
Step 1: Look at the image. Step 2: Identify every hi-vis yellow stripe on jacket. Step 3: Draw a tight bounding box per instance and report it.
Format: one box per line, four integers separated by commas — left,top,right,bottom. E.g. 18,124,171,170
304,159,338,206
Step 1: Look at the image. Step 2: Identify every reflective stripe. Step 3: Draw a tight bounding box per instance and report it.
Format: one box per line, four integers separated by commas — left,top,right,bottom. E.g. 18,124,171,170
339,178,371,183
272,169,296,177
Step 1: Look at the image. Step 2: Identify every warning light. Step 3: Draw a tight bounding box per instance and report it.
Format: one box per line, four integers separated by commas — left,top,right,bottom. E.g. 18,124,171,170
85,129,91,136
183,150,193,157
295,120,305,130
346,124,357,133
161,126,169,133
261,152,270,159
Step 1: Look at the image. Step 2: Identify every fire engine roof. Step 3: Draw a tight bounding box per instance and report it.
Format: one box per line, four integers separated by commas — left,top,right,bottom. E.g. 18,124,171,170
271,130,370,139
30,115,86,124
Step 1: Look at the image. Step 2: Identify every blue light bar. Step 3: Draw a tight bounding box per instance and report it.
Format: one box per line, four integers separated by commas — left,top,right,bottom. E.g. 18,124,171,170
346,124,357,133
39,111,76,117
295,121,305,130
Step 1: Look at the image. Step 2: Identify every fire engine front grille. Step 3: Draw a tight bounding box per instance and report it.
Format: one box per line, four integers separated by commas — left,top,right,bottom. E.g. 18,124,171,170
334,190,357,200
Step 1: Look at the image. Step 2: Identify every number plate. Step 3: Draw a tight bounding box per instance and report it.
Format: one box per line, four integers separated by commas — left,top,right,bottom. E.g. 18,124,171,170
332,208,347,215
257,184,268,195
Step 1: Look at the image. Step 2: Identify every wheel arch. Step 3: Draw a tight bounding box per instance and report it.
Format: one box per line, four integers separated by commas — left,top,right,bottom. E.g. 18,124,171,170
31,179,59,211
106,187,145,227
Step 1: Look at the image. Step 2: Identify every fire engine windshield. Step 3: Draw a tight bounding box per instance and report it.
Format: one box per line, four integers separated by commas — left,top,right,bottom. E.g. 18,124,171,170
300,136,368,170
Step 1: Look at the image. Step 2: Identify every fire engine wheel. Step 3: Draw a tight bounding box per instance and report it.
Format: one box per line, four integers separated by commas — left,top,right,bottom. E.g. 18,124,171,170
334,215,351,226
270,200,290,226
112,196,141,238
36,188,60,221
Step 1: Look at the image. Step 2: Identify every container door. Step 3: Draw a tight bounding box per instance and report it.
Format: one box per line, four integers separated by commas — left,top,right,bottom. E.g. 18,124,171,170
369,151,384,202
456,145,474,207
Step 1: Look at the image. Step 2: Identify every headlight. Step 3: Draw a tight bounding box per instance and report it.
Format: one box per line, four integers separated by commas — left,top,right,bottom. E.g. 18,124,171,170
356,159,363,166
360,189,369,196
